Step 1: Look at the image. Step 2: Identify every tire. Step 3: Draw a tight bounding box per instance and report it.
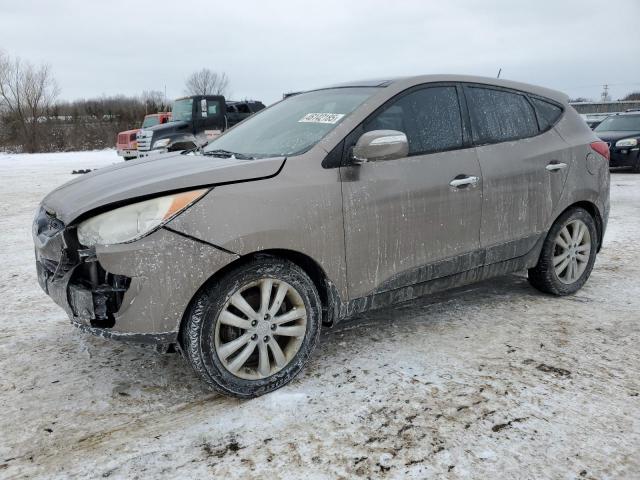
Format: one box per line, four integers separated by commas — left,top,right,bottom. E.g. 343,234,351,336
182,256,322,398
528,207,598,295
632,155,640,174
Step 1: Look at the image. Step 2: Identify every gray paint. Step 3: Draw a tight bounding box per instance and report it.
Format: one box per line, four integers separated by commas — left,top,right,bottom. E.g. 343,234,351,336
33,74,610,344
42,152,285,224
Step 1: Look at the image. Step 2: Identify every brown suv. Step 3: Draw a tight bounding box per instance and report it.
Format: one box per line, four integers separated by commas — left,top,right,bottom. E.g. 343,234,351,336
33,75,610,397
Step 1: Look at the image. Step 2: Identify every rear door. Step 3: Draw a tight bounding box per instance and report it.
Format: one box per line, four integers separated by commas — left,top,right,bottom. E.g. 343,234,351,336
463,86,570,262
340,85,483,299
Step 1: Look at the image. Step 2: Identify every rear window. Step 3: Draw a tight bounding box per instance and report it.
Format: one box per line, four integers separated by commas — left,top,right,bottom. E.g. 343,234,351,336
530,97,563,131
466,87,538,144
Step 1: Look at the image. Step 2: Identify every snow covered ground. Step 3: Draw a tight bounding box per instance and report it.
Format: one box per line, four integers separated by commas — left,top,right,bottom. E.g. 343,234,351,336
0,151,638,479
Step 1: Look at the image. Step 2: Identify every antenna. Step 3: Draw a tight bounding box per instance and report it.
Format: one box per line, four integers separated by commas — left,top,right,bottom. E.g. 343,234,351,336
497,68,502,79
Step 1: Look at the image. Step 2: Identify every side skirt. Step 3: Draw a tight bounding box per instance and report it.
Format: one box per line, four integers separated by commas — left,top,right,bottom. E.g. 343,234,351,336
336,233,546,322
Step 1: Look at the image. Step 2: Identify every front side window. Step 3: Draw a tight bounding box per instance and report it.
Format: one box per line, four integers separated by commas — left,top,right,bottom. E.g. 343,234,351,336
204,87,378,158
171,99,193,122
595,114,640,132
363,86,463,155
367,86,464,155
466,87,538,144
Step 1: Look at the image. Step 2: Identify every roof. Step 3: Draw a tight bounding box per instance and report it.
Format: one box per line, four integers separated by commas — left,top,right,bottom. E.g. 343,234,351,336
314,74,569,104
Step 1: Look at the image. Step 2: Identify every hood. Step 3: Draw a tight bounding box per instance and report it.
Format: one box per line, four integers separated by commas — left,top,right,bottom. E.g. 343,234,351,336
42,152,285,224
118,128,140,135
595,130,640,142
144,120,190,135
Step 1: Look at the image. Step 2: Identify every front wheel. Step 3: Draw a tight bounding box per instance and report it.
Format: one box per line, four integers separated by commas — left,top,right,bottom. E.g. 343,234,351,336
181,257,322,398
528,208,598,295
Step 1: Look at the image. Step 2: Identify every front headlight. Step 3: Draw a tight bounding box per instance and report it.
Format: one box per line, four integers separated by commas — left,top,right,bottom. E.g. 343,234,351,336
615,138,638,148
77,189,208,246
153,138,171,149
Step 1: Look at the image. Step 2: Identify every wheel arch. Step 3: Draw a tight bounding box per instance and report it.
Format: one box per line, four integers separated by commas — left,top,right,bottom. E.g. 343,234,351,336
177,248,340,350
555,200,604,252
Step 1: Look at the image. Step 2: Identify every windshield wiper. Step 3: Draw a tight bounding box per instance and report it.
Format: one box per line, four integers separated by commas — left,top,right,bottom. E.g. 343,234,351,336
203,149,254,160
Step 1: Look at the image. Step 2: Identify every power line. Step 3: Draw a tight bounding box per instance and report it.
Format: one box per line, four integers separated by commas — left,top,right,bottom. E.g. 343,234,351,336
562,82,640,90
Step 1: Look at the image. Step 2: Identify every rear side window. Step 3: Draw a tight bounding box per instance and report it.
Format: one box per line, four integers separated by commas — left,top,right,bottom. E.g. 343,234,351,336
466,87,538,144
530,97,563,131
364,86,463,155
237,103,251,114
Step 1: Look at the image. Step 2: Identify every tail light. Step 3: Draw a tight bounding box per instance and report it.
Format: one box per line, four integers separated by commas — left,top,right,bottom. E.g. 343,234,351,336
590,141,610,161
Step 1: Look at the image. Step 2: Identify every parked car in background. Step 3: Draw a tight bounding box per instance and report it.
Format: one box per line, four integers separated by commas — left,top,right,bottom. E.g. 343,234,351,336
594,111,640,172
581,113,611,130
116,112,171,160
33,75,609,398
136,97,264,156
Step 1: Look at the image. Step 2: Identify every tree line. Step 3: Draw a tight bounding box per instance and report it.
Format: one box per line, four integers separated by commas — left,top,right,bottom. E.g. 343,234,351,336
2,49,639,153
0,49,229,153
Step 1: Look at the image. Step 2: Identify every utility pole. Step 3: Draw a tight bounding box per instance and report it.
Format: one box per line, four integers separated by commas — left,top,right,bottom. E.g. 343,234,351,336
601,84,610,102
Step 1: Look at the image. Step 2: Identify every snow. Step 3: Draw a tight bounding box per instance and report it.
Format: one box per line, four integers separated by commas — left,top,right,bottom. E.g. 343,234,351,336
0,151,639,479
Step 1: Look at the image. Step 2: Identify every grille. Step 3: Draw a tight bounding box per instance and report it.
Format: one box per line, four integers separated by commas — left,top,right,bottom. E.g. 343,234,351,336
136,130,153,151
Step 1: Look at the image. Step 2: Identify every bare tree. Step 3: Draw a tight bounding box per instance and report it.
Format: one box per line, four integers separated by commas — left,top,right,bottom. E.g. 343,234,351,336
0,50,59,152
141,90,170,113
184,68,229,96
622,91,640,101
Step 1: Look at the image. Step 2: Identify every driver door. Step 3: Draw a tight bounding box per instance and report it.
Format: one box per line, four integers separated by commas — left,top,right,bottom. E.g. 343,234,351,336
340,85,483,299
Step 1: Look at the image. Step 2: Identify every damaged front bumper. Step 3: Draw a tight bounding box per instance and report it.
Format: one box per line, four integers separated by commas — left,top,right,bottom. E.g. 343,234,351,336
33,207,239,348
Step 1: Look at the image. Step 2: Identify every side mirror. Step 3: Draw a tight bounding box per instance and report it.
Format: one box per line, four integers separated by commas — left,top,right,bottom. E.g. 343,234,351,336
352,130,408,164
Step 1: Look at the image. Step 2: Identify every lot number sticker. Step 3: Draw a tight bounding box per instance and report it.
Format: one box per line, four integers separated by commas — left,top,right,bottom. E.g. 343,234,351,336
299,113,345,124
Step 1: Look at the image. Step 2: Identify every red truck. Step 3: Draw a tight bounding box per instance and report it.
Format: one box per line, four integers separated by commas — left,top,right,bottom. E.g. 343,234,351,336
116,112,171,160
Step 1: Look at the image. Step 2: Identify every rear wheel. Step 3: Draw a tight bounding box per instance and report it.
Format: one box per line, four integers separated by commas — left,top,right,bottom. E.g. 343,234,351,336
182,257,321,398
528,208,598,295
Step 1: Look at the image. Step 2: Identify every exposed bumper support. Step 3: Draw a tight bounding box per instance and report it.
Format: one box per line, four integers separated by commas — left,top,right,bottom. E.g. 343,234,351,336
34,208,239,346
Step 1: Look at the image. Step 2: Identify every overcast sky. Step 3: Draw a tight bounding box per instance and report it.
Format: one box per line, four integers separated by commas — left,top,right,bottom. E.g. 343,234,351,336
1,0,639,105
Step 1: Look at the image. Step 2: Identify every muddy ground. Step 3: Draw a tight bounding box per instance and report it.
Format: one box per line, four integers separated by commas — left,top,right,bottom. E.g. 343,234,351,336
0,151,638,479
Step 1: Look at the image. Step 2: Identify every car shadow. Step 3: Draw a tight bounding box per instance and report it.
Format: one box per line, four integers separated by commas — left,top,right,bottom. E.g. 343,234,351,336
69,272,541,396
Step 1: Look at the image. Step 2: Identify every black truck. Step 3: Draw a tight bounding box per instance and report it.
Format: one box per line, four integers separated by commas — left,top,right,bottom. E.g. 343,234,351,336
136,96,265,156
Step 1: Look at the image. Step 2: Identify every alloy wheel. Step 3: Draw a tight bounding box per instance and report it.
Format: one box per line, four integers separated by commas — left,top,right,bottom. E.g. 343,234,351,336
214,278,307,380
552,219,591,284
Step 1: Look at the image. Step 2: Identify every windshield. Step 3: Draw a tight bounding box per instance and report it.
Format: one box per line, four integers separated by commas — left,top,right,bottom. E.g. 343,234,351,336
595,115,640,132
203,87,379,158
171,99,193,122
141,115,160,128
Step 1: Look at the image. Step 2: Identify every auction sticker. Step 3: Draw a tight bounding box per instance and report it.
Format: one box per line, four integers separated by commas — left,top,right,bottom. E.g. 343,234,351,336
299,113,345,124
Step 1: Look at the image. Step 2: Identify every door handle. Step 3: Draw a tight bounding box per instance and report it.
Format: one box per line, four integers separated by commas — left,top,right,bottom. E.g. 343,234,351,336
449,175,480,188
545,162,567,171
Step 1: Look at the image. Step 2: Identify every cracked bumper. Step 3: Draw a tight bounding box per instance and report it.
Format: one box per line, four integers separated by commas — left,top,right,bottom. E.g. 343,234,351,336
35,224,239,346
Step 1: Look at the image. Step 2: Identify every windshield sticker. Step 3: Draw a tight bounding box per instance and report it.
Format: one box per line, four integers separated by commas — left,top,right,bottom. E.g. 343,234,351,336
298,113,345,124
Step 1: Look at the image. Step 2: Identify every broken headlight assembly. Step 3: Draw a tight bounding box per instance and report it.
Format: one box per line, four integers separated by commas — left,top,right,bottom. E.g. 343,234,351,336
77,189,208,247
